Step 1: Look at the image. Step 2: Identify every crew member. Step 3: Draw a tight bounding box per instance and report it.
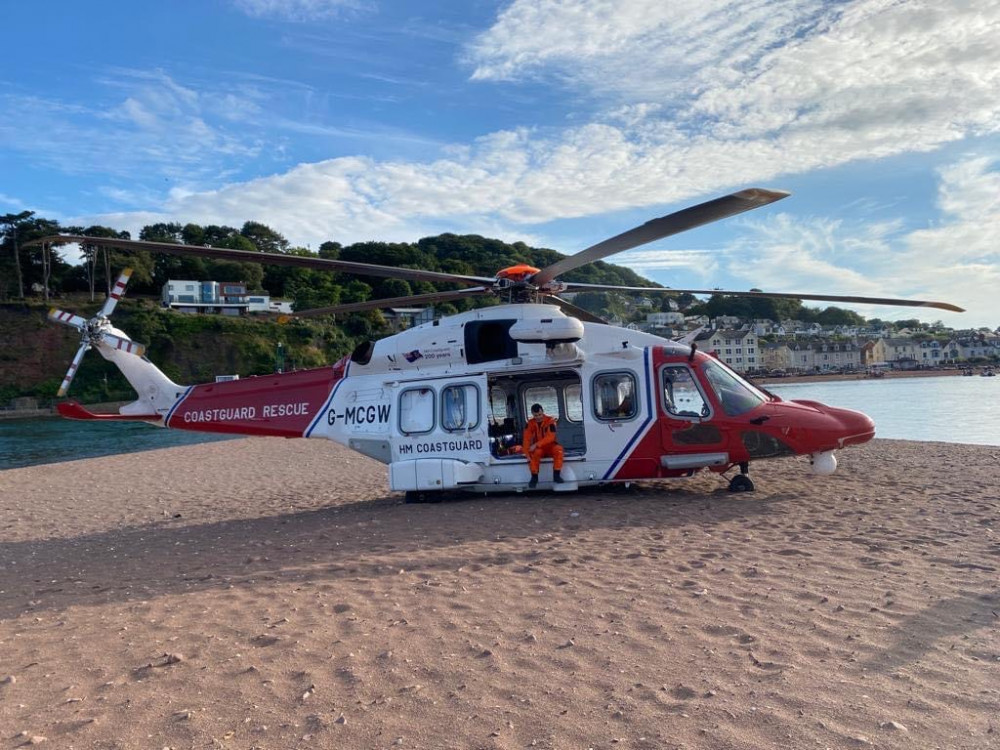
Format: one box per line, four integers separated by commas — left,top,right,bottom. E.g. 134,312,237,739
522,403,564,488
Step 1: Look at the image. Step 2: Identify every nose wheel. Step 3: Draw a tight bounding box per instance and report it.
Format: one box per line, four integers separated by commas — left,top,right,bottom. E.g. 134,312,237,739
728,462,755,493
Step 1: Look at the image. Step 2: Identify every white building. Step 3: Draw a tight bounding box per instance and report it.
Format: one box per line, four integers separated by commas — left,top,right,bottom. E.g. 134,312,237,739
698,329,760,373
646,311,686,326
162,280,286,316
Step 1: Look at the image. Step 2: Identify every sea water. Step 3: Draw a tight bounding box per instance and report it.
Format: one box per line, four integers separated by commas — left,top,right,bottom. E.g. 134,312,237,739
0,418,236,470
765,375,1000,447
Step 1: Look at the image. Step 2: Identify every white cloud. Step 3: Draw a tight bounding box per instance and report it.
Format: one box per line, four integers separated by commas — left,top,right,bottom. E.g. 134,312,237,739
231,0,361,22
699,157,1000,327
468,0,829,96
468,0,1000,162
111,0,999,245
0,70,262,188
613,249,721,280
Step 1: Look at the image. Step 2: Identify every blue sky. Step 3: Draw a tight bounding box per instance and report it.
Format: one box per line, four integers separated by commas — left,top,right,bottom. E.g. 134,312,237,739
2,0,998,328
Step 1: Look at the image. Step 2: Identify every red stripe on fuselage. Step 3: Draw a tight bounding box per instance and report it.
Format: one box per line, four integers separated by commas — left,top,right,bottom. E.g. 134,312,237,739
166,358,348,437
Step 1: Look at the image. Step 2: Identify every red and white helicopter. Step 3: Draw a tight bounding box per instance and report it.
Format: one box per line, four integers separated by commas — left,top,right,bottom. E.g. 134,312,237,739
39,189,963,498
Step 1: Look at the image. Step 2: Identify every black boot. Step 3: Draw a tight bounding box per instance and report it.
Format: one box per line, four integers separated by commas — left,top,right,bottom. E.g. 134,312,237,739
528,473,538,488
553,470,564,484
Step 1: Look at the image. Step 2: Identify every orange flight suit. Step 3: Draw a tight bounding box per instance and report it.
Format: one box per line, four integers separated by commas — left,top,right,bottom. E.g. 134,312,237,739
522,415,564,474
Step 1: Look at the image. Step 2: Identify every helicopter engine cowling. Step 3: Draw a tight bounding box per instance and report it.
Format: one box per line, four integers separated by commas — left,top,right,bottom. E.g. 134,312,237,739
509,316,584,344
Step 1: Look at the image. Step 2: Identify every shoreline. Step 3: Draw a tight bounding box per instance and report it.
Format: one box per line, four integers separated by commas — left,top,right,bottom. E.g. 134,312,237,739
753,367,969,386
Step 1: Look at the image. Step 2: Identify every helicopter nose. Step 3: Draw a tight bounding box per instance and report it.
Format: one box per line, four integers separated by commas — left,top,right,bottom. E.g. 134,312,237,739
783,399,875,452
828,406,876,448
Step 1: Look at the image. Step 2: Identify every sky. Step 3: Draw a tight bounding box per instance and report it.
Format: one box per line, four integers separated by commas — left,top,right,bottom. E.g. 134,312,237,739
2,0,998,329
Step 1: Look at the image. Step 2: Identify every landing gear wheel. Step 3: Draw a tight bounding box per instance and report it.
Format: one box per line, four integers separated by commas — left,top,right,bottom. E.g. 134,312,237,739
404,490,442,504
728,474,755,493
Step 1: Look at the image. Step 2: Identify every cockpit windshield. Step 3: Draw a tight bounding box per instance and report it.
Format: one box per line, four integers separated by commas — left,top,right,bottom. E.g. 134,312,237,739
701,359,768,416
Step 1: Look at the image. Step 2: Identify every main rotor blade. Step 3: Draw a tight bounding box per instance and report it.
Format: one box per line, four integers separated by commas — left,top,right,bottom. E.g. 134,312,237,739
531,188,790,287
98,267,133,318
58,342,89,397
559,282,965,312
291,287,493,318
546,296,608,324
33,235,496,287
48,308,87,330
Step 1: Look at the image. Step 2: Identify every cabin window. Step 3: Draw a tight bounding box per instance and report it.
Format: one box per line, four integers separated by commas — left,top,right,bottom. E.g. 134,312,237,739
441,384,480,432
399,387,435,435
523,385,559,420
593,372,638,421
564,384,583,422
661,365,710,419
701,359,767,416
488,386,509,420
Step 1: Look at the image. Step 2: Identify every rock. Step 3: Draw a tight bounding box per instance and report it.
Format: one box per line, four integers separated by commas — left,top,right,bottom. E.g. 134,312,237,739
335,715,347,725
1,675,15,685
163,653,184,665
879,721,908,732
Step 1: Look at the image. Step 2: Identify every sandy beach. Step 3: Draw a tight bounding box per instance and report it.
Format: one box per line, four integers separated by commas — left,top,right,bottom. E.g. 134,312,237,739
1,437,998,749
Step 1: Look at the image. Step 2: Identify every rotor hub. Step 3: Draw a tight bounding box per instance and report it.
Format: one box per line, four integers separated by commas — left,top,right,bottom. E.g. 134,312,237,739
495,264,540,284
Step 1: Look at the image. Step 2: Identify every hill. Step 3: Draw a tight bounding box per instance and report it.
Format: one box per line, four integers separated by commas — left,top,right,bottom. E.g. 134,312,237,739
0,300,354,406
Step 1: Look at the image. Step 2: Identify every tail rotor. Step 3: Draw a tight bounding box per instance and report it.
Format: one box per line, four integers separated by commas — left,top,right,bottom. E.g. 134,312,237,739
48,268,147,397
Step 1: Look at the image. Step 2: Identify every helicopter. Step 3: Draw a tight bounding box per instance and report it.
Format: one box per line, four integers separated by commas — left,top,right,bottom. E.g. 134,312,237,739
35,188,963,499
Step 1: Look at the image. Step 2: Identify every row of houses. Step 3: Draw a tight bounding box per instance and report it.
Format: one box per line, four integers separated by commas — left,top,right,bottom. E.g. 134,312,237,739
684,330,867,374
733,334,999,374
641,313,929,340
670,327,1000,374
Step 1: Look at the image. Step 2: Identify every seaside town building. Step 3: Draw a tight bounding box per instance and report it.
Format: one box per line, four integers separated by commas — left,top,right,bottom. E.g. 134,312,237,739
696,329,760,373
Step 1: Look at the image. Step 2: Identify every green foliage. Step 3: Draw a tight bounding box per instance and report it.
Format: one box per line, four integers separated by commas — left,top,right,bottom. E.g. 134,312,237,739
0,301,367,405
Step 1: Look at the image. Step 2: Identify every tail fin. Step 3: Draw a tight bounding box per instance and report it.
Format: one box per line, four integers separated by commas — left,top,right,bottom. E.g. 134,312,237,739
93,330,187,418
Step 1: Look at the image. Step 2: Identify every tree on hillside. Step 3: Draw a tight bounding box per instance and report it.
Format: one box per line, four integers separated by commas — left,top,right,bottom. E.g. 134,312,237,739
241,221,289,254
318,241,341,259
376,278,412,299
22,217,72,300
77,226,135,300
140,223,184,243
0,210,35,299
813,306,865,326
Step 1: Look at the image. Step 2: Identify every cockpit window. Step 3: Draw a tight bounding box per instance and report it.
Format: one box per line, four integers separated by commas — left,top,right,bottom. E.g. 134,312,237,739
701,359,767,416
662,365,710,419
